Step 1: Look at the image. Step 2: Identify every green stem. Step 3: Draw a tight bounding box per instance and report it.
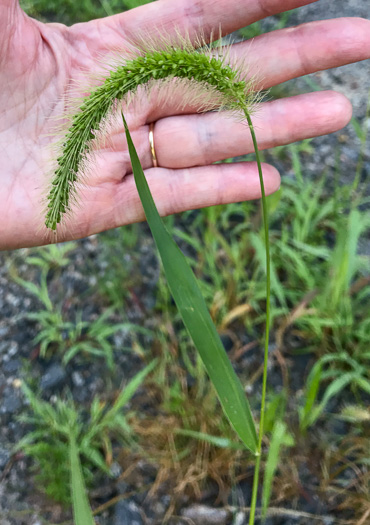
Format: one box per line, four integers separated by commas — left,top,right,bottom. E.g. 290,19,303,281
244,111,271,525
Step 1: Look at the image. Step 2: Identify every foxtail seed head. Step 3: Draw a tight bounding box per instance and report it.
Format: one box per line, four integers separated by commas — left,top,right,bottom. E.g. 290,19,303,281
46,43,257,230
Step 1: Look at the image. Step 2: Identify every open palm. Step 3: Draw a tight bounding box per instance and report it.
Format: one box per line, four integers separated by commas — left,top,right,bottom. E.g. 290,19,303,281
1,0,369,249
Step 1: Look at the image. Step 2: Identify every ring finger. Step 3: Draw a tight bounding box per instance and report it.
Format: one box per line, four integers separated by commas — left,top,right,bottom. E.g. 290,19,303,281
101,90,351,173
153,90,352,169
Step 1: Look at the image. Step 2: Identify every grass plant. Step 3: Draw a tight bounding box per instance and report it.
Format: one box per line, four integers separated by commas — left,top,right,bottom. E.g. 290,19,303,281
42,29,274,523
16,361,156,507
11,247,152,368
13,269,137,368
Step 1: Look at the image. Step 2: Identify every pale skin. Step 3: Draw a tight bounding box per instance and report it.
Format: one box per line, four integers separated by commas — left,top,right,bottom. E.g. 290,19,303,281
0,0,369,250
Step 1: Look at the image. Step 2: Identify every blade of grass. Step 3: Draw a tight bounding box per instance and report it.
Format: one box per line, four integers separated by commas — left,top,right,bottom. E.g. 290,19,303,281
306,372,359,428
174,428,246,450
100,359,158,419
299,361,323,431
122,112,258,454
69,431,95,525
262,421,288,519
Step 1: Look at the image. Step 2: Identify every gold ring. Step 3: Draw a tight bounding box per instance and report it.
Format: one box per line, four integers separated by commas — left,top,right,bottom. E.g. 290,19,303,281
148,122,158,168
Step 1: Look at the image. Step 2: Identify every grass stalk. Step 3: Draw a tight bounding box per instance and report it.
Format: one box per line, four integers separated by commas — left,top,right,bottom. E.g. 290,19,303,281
244,111,271,525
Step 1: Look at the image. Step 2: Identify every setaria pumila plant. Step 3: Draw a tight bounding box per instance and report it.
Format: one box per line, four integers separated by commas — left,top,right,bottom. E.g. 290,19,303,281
45,32,271,525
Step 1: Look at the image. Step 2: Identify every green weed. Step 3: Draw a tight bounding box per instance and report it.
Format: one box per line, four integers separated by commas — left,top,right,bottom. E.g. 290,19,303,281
16,361,156,504
12,259,149,368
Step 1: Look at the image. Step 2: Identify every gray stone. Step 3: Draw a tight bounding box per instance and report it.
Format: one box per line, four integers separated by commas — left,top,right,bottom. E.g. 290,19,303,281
233,512,246,525
0,326,9,339
72,371,84,387
181,504,231,525
109,461,122,478
114,500,143,525
0,447,11,469
7,341,18,358
40,363,67,391
1,390,22,414
3,359,21,374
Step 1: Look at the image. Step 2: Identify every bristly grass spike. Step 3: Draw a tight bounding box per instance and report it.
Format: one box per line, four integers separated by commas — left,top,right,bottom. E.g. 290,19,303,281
45,31,258,231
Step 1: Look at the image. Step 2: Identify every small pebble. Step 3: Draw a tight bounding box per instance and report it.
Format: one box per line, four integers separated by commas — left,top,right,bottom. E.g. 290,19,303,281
181,504,230,525
40,363,67,391
114,500,143,525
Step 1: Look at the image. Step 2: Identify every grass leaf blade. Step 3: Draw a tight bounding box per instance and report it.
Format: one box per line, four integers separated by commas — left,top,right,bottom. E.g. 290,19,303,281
122,112,257,453
69,431,95,525
261,421,287,519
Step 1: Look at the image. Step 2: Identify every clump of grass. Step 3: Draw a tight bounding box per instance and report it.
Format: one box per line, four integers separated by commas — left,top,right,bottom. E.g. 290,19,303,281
16,361,156,504
12,266,134,369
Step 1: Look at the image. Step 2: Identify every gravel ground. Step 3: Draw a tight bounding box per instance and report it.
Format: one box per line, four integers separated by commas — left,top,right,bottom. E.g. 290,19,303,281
0,1,369,524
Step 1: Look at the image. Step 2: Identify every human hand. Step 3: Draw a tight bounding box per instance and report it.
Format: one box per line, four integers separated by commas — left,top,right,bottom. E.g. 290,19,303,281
1,0,369,250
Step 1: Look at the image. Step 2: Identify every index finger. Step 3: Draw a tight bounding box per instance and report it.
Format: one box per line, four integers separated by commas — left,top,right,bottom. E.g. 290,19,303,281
97,0,319,49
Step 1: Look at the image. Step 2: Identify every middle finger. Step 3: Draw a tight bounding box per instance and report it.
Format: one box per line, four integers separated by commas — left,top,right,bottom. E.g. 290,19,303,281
122,17,370,124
